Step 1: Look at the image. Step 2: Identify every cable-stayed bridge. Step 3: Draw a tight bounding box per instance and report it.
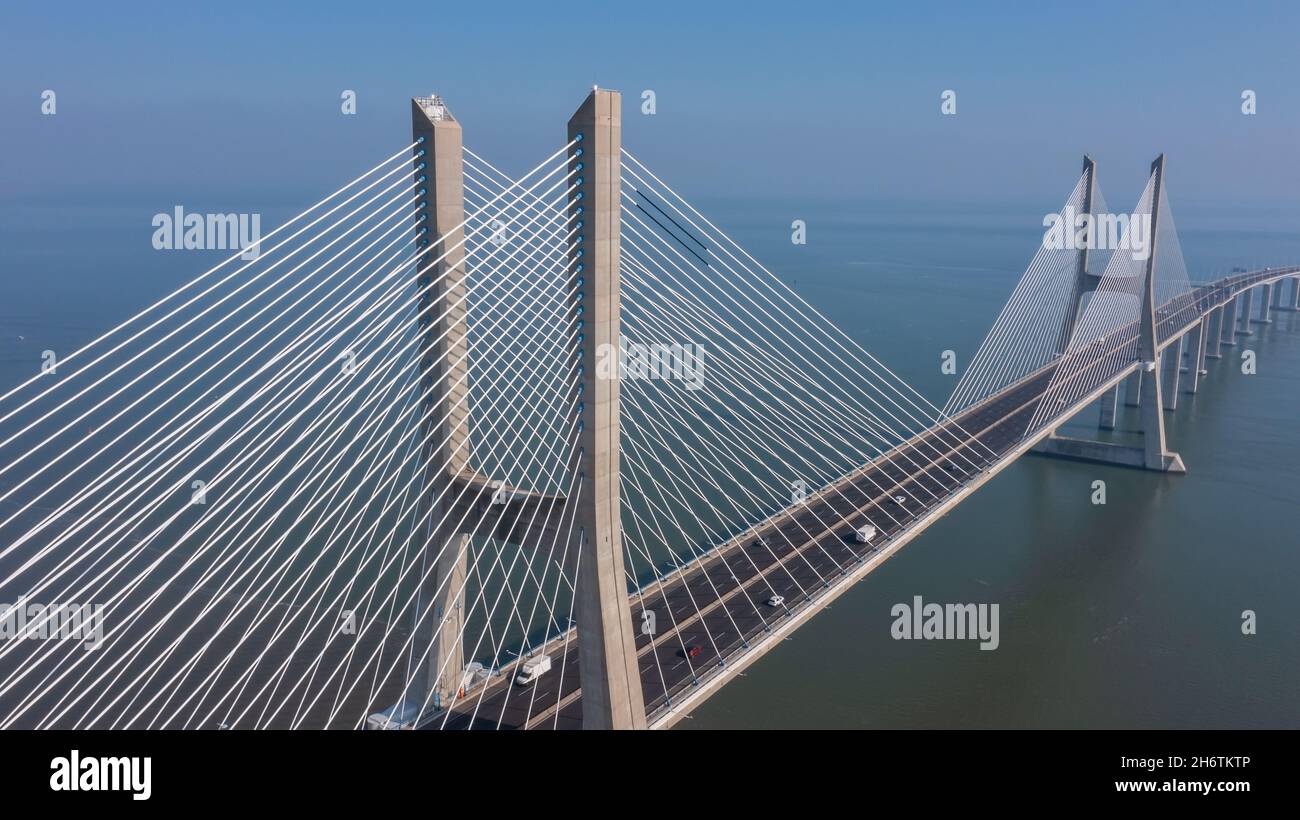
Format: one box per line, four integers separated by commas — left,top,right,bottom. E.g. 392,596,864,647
0,89,1295,730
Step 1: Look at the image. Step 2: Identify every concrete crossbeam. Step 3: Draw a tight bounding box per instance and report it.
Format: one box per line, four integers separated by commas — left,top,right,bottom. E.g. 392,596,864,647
1032,434,1185,473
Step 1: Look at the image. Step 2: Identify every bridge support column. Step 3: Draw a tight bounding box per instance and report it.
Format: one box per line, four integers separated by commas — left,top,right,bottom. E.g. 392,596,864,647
1205,307,1223,359
1254,283,1274,324
1124,370,1142,406
1272,280,1284,308
1182,320,1206,394
568,88,647,730
1098,384,1118,430
1221,296,1239,346
1161,335,1182,410
1281,277,1300,311
1237,287,1254,336
406,94,474,719
1285,277,1300,311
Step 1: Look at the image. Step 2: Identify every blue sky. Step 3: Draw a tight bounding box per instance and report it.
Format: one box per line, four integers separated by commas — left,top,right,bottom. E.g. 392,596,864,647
2,0,1299,216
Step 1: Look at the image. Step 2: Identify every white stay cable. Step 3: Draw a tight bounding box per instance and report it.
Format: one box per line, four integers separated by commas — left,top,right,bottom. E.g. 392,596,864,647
0,142,418,407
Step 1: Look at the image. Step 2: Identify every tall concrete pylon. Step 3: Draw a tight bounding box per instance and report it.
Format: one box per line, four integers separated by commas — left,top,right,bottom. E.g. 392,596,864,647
1056,155,1099,354
1135,154,1185,472
567,88,647,730
1033,155,1185,473
387,90,644,729
408,94,472,714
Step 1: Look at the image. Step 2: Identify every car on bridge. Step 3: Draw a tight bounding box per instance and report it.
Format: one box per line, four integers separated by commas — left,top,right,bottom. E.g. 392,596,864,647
680,644,703,659
766,594,785,607
854,525,876,543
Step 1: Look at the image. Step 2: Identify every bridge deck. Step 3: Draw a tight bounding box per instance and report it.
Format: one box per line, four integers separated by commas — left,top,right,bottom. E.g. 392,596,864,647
432,266,1296,730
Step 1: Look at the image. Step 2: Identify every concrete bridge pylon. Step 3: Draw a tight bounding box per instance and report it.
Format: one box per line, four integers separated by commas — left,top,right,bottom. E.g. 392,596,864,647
1034,155,1185,474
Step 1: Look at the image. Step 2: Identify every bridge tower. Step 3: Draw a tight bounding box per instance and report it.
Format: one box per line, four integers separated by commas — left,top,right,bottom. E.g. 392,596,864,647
567,88,648,730
1054,156,1123,429
407,93,473,716
1033,155,1185,473
388,89,647,730
1135,155,1185,472
1055,155,1099,355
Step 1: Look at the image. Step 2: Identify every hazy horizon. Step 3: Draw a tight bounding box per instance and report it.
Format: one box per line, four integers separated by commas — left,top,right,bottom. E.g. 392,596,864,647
3,1,1299,214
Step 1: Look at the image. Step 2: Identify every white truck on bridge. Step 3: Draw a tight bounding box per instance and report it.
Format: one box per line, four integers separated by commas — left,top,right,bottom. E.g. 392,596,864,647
514,654,552,686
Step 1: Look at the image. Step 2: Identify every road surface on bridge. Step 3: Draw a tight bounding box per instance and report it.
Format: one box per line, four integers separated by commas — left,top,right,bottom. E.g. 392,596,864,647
433,266,1298,730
